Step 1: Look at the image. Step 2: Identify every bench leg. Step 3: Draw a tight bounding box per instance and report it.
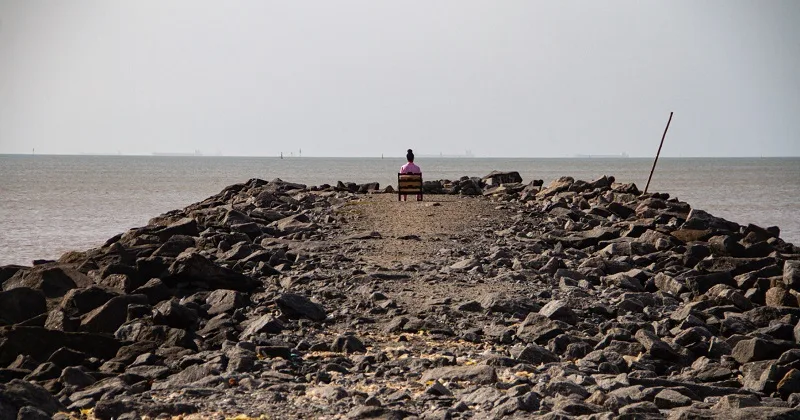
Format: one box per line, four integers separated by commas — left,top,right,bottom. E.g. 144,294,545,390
417,194,422,201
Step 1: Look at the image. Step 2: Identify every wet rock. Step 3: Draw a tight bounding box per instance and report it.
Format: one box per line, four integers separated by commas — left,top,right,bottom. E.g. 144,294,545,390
276,293,327,321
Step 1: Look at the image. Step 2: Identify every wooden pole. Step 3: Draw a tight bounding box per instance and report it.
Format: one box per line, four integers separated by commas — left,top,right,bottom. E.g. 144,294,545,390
644,112,673,194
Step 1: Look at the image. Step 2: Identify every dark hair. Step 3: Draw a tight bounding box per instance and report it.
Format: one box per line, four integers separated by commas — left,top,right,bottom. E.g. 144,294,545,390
406,149,414,162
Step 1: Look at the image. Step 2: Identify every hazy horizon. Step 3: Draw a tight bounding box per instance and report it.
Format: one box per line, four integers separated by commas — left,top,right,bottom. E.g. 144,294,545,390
1,1,799,158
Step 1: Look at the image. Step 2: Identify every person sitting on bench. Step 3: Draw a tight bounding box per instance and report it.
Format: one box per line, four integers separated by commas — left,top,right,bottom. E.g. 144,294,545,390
399,149,422,201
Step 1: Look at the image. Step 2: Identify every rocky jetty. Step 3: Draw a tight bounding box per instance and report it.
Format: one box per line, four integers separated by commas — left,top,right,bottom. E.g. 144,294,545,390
1,174,800,419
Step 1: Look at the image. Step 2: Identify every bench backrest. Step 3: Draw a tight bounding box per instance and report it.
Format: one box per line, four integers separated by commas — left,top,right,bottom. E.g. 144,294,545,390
397,173,423,195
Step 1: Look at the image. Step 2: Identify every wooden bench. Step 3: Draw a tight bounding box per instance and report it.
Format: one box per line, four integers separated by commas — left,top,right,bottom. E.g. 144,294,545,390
397,173,423,201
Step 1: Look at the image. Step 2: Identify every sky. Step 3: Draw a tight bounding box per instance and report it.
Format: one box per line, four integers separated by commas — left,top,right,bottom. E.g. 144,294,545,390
0,1,798,158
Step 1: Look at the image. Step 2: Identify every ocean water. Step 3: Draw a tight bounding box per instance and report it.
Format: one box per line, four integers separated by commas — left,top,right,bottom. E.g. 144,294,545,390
0,155,798,266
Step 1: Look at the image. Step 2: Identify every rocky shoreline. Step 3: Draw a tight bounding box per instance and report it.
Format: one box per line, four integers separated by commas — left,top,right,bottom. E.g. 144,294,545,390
1,172,800,419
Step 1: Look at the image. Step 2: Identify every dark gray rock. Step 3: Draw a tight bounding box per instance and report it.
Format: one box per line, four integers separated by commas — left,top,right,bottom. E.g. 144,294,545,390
276,293,327,321
166,252,257,291
421,365,497,385
205,289,249,315
784,261,800,289
733,338,794,364
0,379,64,416
0,326,120,366
240,314,284,338
331,335,366,354
80,294,149,333
512,344,559,364
539,300,578,325
3,264,92,298
0,288,46,325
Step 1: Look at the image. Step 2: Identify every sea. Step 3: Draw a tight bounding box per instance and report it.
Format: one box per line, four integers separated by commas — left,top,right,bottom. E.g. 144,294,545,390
0,155,798,266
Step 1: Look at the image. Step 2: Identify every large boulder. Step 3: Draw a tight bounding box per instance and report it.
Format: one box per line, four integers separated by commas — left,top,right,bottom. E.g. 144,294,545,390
165,252,258,291
0,379,64,418
80,294,150,334
2,264,93,298
0,326,121,366
482,171,523,186
0,288,46,325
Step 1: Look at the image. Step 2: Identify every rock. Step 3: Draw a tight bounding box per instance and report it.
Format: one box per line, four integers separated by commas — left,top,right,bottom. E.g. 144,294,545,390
712,394,761,410
709,235,747,257
3,264,92,298
512,344,559,364
654,389,692,408
732,338,791,364
205,289,249,315
517,313,565,344
0,288,46,324
331,335,366,354
777,369,800,399
0,326,120,366
241,314,284,339
0,379,64,416
421,365,497,385
59,287,117,317
80,294,149,333
166,252,258,292
92,400,199,420
784,261,800,289
682,208,740,233
59,366,96,389
450,258,479,271
276,293,327,321
766,286,798,307
153,300,199,330
344,231,382,240
17,406,51,420
151,363,219,390
482,171,523,186
131,278,171,305
539,300,578,325
654,273,686,295
154,217,199,240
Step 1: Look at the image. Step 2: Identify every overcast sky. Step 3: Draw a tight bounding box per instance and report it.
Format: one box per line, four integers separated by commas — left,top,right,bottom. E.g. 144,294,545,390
0,1,798,157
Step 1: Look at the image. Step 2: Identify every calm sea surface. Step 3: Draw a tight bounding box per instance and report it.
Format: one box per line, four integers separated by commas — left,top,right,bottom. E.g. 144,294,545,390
1,155,798,266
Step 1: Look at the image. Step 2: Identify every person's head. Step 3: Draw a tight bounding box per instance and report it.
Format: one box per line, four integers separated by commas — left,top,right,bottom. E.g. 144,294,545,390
406,149,414,162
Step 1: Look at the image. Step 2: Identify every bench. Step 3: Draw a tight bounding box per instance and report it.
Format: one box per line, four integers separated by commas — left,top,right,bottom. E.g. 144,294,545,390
397,173,423,201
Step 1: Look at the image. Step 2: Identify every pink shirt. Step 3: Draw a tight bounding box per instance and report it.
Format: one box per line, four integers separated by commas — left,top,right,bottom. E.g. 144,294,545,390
400,162,421,174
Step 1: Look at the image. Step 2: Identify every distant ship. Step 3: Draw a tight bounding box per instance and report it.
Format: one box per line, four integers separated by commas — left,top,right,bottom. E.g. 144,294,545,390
574,152,629,158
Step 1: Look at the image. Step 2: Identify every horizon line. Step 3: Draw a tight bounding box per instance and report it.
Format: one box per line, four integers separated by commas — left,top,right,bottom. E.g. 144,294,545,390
1,153,799,159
